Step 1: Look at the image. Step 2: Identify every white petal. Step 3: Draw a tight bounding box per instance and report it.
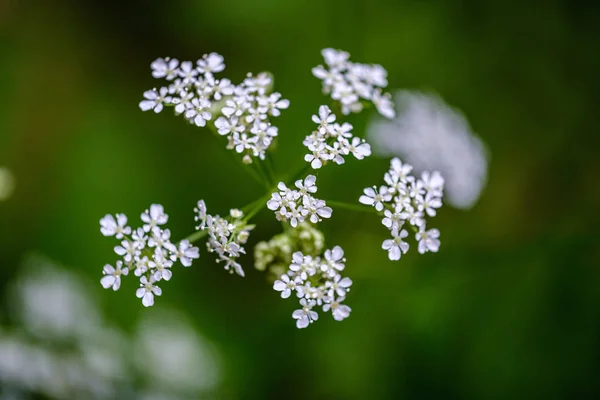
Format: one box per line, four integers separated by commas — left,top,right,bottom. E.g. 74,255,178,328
100,275,116,289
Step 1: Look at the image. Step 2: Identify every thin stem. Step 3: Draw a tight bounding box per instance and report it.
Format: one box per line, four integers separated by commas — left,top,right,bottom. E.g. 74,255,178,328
326,200,374,213
265,153,277,182
185,228,209,244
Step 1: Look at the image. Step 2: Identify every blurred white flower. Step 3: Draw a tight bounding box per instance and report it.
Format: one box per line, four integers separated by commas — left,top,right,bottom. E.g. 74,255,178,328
134,311,221,393
367,90,489,209
14,259,100,339
0,167,15,201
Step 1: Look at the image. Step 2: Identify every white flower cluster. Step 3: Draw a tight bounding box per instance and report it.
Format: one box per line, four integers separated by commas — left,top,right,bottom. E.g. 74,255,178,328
367,90,488,209
266,175,332,227
194,200,253,277
312,48,395,118
303,105,372,169
359,158,445,260
273,246,352,328
99,204,200,307
139,53,289,163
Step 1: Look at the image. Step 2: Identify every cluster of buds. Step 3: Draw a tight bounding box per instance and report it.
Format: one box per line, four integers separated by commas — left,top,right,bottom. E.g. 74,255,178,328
254,222,325,280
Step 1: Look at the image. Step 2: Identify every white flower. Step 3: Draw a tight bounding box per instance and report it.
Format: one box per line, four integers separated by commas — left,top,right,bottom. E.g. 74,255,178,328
381,207,405,230
325,274,352,297
114,239,138,263
289,252,316,281
292,298,318,329
173,89,194,115
416,228,440,254
100,213,131,239
136,276,162,307
302,197,332,223
99,203,199,306
178,60,198,83
382,228,409,261
152,248,174,281
171,240,200,267
304,142,330,169
151,57,180,80
139,87,172,113
323,246,345,273
185,97,212,127
268,177,331,227
148,227,172,249
197,52,225,74
273,274,303,299
372,89,395,119
100,261,129,291
313,48,394,118
196,200,251,278
347,137,371,160
323,296,352,321
141,204,168,232
312,105,336,130
294,174,317,196
322,48,350,67
358,186,392,211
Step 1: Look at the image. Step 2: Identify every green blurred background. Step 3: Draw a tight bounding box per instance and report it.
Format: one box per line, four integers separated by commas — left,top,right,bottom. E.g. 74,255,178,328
1,0,600,398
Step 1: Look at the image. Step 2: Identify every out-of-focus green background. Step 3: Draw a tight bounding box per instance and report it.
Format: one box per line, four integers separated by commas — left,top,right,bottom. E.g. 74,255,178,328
1,0,600,398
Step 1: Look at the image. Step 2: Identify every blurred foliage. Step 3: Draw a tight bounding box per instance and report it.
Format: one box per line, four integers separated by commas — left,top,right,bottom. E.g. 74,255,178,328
1,0,600,398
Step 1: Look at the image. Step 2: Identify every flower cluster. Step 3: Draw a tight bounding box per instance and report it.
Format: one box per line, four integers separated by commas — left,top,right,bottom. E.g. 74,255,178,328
359,158,444,260
312,48,395,118
267,175,332,227
303,105,372,169
194,200,253,277
254,222,325,280
273,246,352,328
99,204,200,307
139,53,289,163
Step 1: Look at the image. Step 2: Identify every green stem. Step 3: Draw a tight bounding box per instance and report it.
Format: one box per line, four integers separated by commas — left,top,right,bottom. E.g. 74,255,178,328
326,200,374,213
185,228,209,244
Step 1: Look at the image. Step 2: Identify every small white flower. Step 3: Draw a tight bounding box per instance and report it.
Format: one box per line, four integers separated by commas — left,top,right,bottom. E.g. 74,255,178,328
323,296,352,321
114,239,138,263
416,228,440,254
295,174,318,196
100,261,129,291
136,276,162,307
323,246,345,273
178,60,198,83
292,298,318,329
382,228,409,261
325,274,352,297
372,89,395,119
312,105,336,130
141,204,168,232
273,274,303,299
151,57,179,80
302,197,332,223
197,52,225,74
139,87,172,113
100,213,131,239
185,97,212,127
304,142,330,169
358,186,392,211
